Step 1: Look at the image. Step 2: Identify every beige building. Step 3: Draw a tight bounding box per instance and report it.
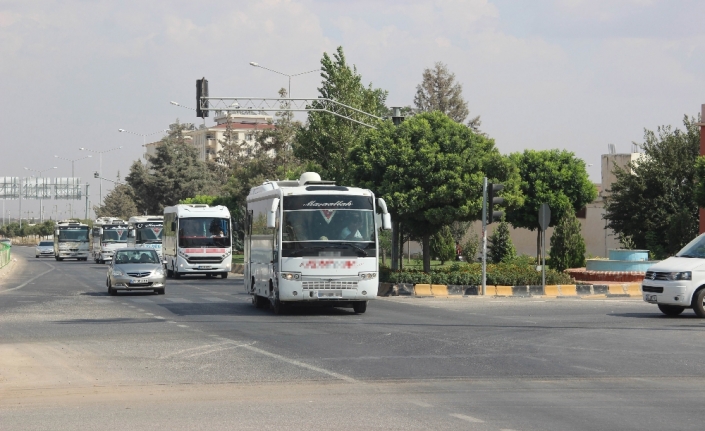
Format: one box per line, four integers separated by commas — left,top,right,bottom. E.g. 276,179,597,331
144,112,276,163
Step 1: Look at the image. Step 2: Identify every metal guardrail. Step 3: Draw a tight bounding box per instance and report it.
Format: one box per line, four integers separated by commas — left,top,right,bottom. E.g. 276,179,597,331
0,242,10,269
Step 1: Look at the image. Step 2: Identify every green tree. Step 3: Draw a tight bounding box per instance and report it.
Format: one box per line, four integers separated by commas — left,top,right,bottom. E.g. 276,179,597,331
126,120,220,214
413,61,481,131
506,149,596,259
461,230,480,263
549,207,586,271
606,115,700,259
294,46,387,184
487,219,517,264
430,225,456,265
94,184,139,220
351,111,522,272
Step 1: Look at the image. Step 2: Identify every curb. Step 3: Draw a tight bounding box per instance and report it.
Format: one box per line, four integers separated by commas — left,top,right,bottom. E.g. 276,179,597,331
377,282,642,298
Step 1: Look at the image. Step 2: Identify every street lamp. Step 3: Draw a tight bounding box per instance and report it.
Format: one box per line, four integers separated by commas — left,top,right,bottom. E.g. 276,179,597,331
118,128,168,160
249,62,320,98
23,166,57,223
54,154,92,178
79,146,122,206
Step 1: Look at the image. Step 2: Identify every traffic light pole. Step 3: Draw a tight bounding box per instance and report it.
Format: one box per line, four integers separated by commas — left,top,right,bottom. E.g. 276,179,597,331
481,177,487,296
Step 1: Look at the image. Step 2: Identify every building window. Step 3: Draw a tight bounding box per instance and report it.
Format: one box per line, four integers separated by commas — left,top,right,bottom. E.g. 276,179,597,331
576,207,587,219
246,134,253,141
206,133,215,140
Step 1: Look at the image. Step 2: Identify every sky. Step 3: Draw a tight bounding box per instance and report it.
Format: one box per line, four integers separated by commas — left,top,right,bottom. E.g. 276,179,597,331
1,0,704,221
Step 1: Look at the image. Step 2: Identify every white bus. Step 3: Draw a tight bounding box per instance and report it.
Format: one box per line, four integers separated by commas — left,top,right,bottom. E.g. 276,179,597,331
54,220,90,261
127,216,164,260
91,217,129,264
163,204,232,278
245,172,391,314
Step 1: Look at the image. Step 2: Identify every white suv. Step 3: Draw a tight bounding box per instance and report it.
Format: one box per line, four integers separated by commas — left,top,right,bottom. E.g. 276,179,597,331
643,233,705,317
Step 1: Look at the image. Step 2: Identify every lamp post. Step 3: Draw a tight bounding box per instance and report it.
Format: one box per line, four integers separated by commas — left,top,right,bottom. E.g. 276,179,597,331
249,62,320,98
118,129,168,160
24,166,57,223
79,146,122,206
54,154,92,178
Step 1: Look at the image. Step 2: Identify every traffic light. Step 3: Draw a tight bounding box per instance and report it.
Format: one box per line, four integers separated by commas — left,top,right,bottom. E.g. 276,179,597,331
196,78,209,118
487,183,504,224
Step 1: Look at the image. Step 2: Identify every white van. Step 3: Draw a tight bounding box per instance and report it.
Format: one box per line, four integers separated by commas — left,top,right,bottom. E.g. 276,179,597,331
642,233,705,317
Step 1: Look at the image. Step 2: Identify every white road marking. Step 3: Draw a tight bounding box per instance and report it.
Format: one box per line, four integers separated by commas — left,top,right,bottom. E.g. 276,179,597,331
408,400,432,407
0,262,54,293
241,344,358,384
450,413,484,423
571,365,605,373
177,325,189,328
202,297,228,302
166,298,192,303
130,298,154,303
154,316,165,319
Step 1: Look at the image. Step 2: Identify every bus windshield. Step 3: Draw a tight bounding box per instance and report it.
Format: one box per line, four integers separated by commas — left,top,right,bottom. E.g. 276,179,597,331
281,209,376,257
101,227,128,243
58,228,89,242
178,217,230,248
135,224,163,244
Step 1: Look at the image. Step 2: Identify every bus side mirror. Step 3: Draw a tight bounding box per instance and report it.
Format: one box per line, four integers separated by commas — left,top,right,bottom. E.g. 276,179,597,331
377,198,392,230
267,198,280,229
382,213,392,230
171,221,176,231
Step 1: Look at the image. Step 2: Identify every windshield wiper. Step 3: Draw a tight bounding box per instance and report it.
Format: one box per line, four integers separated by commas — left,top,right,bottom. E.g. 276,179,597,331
678,254,698,258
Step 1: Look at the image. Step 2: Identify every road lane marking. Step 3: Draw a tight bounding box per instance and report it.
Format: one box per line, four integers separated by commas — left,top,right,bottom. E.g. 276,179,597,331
178,325,189,328
0,262,55,294
166,298,192,303
450,413,484,423
130,298,154,303
202,297,228,302
241,344,358,384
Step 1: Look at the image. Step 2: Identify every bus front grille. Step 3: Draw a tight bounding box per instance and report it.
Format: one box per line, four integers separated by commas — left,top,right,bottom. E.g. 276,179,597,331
302,281,358,290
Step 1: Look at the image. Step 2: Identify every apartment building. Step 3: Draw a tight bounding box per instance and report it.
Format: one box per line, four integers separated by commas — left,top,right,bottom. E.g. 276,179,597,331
144,112,276,162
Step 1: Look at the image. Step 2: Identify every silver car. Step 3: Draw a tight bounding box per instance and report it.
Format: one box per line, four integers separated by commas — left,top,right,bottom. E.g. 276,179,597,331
107,248,166,295
35,240,54,258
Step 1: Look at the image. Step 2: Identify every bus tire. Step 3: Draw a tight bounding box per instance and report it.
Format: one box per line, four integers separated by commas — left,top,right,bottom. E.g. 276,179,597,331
352,301,368,314
253,294,266,309
272,297,286,315
173,269,181,279
221,272,228,279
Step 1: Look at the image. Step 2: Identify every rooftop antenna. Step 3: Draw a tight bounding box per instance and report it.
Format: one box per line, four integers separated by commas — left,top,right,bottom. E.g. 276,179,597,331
631,142,640,153
608,143,616,155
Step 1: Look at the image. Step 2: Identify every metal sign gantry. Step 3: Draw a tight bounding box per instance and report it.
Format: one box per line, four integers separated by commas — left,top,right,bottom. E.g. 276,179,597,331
199,97,382,129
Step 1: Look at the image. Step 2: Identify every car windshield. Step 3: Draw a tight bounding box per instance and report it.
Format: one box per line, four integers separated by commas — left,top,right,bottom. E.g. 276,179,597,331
39,241,52,246
676,234,705,258
114,250,159,264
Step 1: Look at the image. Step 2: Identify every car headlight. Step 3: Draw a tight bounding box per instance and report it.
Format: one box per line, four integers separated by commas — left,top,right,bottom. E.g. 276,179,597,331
112,270,124,276
154,267,165,276
281,272,301,280
359,272,377,280
667,271,691,280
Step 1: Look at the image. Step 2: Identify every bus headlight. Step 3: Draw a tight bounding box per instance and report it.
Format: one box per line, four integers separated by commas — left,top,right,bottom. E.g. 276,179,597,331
281,272,301,281
359,272,377,280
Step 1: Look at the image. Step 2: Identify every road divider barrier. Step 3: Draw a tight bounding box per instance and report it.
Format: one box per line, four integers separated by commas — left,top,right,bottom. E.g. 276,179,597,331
378,282,643,298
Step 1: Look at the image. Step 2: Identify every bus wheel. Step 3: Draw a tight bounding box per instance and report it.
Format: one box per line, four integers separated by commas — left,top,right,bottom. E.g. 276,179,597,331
253,294,266,309
352,301,368,314
272,299,286,315
173,269,181,279
166,268,173,278
221,272,228,279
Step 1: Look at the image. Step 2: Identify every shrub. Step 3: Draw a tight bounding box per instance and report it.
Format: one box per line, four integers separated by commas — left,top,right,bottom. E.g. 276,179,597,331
487,220,517,263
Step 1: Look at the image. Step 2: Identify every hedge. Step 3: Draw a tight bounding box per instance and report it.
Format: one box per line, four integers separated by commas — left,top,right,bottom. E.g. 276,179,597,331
381,261,574,286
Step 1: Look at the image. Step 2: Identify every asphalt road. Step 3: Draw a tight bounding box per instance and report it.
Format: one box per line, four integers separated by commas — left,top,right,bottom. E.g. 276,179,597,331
1,246,704,431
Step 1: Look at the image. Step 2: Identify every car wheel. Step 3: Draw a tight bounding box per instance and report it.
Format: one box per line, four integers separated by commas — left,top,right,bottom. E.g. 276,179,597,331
206,273,213,278
155,288,165,295
221,272,228,279
692,289,705,318
658,304,684,317
352,301,368,314
35,255,39,258
107,279,116,296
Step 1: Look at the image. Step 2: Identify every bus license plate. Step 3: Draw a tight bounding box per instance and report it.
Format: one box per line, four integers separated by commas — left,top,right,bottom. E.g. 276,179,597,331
198,266,212,270
645,294,658,303
318,290,342,298
130,279,149,285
